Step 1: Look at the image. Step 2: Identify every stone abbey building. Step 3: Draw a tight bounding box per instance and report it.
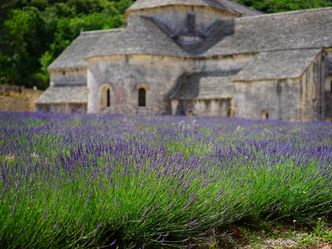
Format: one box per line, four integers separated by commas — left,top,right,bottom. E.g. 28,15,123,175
36,0,332,121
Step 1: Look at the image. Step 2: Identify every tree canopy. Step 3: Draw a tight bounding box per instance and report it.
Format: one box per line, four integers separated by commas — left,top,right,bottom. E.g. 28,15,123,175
0,0,331,89
236,0,332,13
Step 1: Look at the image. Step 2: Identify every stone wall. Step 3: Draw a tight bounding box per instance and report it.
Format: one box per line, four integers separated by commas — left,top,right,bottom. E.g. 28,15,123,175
173,98,231,116
87,55,190,114
50,68,86,87
47,51,328,122
326,50,332,76
324,91,332,120
232,53,327,122
36,103,87,113
299,54,325,121
234,79,302,121
86,54,253,115
0,85,43,112
325,51,332,120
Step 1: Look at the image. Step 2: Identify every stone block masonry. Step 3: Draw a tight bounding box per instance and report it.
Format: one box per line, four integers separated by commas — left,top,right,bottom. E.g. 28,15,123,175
0,85,43,112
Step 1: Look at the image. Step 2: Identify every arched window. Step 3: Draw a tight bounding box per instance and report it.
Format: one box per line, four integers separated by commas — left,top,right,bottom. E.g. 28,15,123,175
101,85,111,108
262,110,269,120
106,88,111,107
138,88,146,107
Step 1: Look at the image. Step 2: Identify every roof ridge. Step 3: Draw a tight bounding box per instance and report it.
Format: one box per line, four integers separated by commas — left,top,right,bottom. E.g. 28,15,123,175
127,0,228,12
237,6,332,21
81,28,124,35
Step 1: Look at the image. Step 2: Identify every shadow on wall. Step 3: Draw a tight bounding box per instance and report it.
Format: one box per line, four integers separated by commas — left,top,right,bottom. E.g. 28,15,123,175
150,16,235,55
0,85,43,112
169,70,240,100
167,71,239,116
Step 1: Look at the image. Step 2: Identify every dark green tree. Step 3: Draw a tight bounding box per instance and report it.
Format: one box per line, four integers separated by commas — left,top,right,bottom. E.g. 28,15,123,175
235,0,332,13
0,0,134,89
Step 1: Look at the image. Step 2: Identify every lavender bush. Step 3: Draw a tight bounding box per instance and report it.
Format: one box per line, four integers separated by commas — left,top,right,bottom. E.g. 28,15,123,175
0,113,331,248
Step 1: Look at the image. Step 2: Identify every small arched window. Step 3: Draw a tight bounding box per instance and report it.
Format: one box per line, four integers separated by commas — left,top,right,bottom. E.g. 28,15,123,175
330,80,332,93
101,85,111,108
262,110,269,120
106,88,111,107
138,88,146,107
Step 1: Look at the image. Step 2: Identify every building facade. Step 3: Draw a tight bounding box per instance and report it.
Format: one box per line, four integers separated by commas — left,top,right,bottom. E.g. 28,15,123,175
36,0,332,121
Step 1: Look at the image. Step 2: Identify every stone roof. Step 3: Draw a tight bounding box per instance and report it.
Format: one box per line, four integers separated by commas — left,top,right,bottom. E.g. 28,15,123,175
48,29,123,71
127,0,262,16
203,7,332,57
87,16,186,59
127,0,228,12
91,7,332,59
51,7,332,70
233,49,321,81
170,71,238,100
170,49,321,96
37,86,88,104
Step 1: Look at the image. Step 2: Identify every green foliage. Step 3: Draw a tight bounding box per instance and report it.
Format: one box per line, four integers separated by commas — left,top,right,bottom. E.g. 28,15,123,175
0,0,133,89
1,0,332,89
0,114,331,248
235,0,332,13
2,7,48,89
3,153,330,248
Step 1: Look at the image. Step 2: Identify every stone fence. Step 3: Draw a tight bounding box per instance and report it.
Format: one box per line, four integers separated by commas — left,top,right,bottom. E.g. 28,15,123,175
0,85,43,112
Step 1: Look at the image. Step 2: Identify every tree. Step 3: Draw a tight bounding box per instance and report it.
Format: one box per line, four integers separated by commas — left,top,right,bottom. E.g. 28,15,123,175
0,0,134,89
235,0,332,13
1,7,49,88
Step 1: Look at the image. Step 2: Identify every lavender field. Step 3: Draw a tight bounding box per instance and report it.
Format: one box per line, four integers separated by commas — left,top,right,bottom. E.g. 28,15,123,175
0,113,331,248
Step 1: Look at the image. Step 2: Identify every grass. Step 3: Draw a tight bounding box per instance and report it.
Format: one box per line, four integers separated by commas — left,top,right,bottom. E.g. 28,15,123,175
0,113,331,248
